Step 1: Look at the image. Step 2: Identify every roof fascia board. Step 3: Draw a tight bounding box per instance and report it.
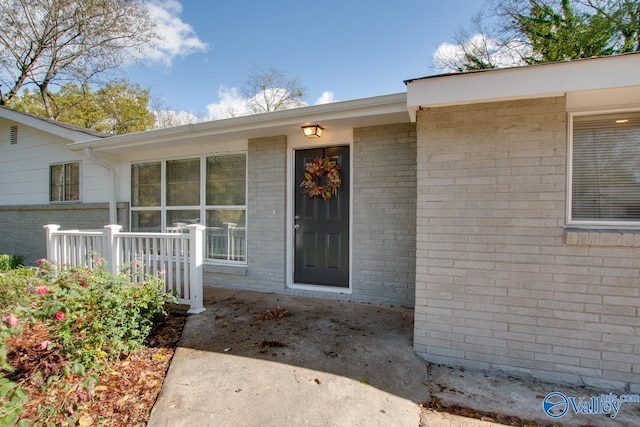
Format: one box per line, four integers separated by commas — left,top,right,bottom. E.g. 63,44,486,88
406,54,640,119
69,93,408,152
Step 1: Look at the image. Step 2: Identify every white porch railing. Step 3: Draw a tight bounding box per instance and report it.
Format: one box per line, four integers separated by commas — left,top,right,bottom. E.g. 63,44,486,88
43,224,205,314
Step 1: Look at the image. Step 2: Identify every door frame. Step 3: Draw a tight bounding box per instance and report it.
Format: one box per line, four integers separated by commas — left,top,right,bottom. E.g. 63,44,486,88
286,138,353,294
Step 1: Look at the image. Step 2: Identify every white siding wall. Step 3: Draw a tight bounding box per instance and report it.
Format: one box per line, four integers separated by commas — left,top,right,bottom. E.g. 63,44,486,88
0,120,110,205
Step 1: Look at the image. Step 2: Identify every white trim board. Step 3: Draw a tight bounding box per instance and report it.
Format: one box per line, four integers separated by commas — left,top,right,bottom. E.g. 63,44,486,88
406,54,640,120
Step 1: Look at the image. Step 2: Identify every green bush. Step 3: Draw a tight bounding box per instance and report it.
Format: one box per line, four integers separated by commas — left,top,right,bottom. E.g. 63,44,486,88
0,254,24,271
55,268,172,366
1,262,174,368
0,261,176,423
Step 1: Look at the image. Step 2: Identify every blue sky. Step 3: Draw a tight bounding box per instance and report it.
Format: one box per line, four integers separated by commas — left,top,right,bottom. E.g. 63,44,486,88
124,0,483,120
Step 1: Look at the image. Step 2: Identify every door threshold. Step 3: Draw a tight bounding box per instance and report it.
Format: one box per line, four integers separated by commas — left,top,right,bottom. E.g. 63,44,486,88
289,282,352,294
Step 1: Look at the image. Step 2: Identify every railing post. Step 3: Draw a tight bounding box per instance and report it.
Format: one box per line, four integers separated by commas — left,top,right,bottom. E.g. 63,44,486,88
43,224,61,264
186,224,206,314
224,222,236,260
104,224,123,274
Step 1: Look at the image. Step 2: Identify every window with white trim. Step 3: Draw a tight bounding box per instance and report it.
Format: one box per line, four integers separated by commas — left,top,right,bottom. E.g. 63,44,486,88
205,155,246,262
131,162,161,231
50,162,80,202
570,112,640,225
130,153,247,263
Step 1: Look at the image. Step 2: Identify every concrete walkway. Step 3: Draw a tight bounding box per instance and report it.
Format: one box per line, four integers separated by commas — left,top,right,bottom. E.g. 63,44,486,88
147,288,640,426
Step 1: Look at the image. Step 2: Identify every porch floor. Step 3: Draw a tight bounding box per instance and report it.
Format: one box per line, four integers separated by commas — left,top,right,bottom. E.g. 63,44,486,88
147,287,638,426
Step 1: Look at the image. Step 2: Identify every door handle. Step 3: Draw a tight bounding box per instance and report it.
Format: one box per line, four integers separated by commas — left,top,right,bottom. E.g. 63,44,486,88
293,224,300,229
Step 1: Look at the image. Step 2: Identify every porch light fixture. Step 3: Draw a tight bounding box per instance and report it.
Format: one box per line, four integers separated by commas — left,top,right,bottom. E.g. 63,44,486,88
302,125,323,138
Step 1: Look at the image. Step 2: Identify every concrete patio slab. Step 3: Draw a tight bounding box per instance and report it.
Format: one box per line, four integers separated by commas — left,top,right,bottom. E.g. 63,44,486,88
147,287,640,426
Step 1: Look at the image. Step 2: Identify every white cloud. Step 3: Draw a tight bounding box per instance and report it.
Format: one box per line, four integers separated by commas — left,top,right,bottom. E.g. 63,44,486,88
206,87,337,120
247,88,307,114
315,91,335,104
433,41,465,70
206,86,253,120
433,34,529,73
141,0,208,66
154,109,199,128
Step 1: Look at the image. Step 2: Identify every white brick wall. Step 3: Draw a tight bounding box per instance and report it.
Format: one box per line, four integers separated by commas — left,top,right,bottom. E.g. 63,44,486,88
204,126,417,307
353,123,417,306
203,135,287,292
414,96,640,390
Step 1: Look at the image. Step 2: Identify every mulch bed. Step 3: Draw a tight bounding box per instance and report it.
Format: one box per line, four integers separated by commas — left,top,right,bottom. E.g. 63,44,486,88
6,312,186,426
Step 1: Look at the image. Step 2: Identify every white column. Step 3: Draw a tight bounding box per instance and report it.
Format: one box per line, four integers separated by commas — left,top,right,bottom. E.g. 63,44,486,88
186,224,206,314
43,224,61,264
103,224,123,274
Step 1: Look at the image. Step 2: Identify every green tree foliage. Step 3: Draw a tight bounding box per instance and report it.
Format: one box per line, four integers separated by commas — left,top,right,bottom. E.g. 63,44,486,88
9,80,154,135
436,0,640,71
512,0,640,62
0,0,158,118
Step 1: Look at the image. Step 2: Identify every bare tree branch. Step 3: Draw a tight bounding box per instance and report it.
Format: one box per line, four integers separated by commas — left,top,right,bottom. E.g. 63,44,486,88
241,66,307,114
0,0,160,117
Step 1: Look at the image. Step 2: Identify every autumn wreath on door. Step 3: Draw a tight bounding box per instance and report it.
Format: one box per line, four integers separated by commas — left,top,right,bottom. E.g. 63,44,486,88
300,156,342,201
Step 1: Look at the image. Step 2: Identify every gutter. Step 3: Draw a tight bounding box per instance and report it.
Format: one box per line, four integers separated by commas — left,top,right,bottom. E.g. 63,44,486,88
83,147,118,224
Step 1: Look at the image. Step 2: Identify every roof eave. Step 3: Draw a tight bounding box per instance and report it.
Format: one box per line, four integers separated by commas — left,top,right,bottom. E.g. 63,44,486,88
68,92,409,152
0,105,107,141
405,53,640,120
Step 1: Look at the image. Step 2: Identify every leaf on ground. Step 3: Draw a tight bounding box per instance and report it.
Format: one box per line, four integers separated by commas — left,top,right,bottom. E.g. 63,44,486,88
422,396,538,427
8,313,185,425
257,307,291,321
78,415,94,426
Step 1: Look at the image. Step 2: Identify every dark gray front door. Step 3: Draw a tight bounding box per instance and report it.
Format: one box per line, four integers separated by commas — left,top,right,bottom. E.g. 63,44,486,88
294,146,349,287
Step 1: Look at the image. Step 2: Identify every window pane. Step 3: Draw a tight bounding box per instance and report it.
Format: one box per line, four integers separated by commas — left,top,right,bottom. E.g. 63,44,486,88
206,154,246,206
131,211,161,232
65,162,79,201
166,210,201,231
132,163,161,207
206,210,246,261
572,112,640,222
167,158,200,206
50,164,64,202
50,162,79,202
